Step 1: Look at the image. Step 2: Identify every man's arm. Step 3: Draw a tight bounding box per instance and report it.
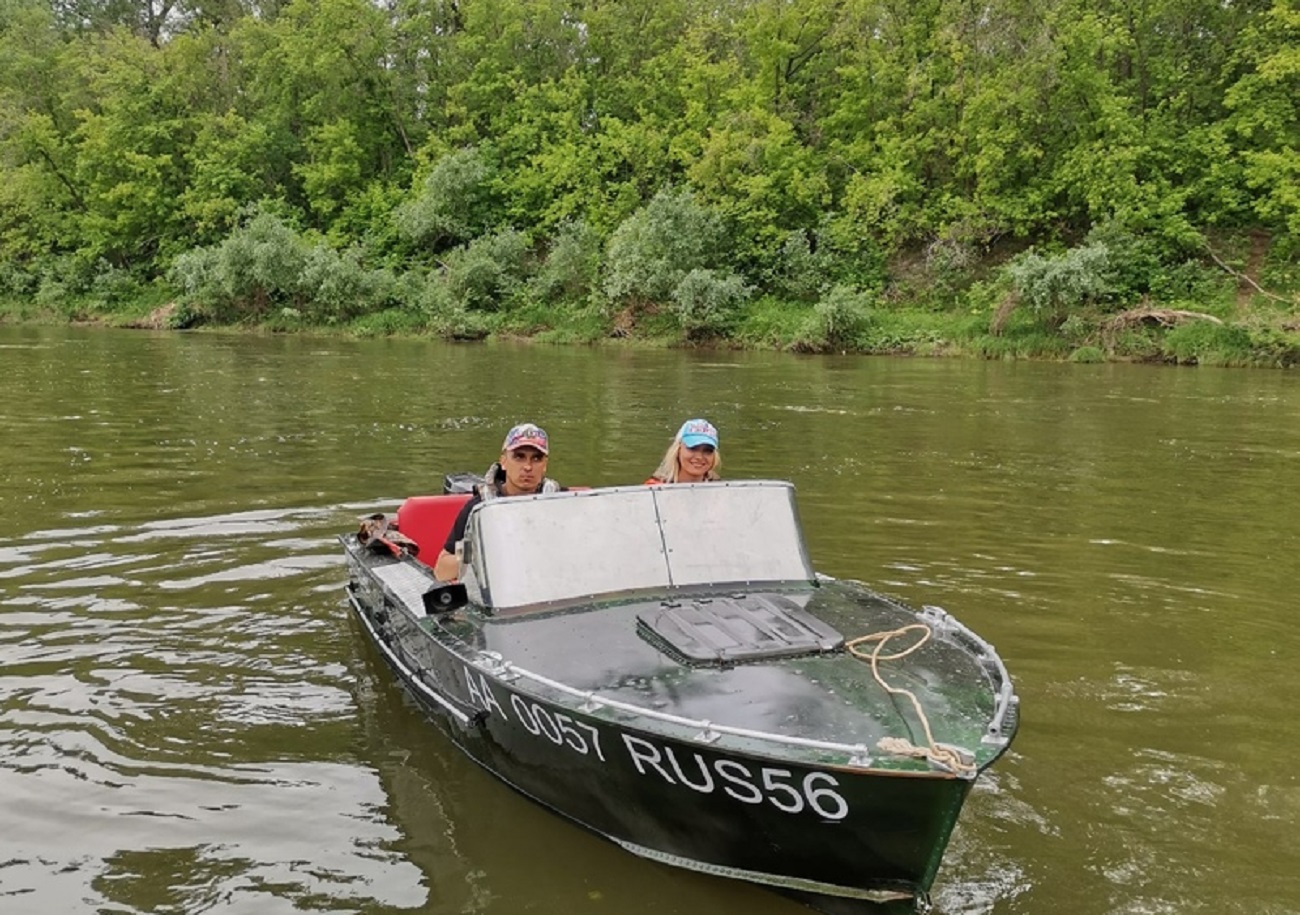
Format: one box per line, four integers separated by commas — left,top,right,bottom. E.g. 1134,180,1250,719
433,495,477,582
433,547,460,582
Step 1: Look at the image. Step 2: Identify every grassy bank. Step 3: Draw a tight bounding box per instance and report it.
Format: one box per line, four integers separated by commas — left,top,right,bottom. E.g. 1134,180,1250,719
3,230,1298,369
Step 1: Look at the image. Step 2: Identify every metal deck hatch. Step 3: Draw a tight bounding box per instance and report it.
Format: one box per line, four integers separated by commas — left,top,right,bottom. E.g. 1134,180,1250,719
637,594,844,666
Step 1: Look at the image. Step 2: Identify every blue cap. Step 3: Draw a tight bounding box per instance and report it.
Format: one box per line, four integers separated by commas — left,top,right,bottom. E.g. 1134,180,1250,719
678,418,718,449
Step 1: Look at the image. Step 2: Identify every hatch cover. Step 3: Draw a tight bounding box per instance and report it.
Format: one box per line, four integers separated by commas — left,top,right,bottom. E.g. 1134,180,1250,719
637,594,843,667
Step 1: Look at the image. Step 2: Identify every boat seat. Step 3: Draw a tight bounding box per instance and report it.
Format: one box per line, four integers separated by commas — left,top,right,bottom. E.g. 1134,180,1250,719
396,494,473,564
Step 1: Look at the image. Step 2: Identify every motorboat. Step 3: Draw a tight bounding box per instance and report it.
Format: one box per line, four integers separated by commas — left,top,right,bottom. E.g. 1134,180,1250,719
340,479,1018,911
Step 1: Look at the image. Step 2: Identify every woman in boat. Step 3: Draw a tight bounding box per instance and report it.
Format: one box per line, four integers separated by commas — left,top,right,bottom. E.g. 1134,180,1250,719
646,418,721,485
434,422,562,581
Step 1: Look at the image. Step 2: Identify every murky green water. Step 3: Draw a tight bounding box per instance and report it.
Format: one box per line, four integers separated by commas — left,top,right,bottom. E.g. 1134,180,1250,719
2,326,1297,915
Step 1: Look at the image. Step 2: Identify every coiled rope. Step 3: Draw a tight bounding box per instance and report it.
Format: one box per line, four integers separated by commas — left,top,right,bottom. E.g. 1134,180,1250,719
845,623,976,775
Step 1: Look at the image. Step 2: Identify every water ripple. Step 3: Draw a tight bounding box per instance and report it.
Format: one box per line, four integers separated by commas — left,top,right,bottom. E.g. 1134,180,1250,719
0,503,429,915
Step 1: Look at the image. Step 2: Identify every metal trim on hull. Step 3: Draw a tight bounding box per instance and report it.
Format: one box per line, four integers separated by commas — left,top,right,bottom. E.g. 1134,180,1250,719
346,583,479,730
471,652,957,775
614,839,916,904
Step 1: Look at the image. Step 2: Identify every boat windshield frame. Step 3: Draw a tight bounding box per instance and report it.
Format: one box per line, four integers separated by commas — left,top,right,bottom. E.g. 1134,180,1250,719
460,481,816,613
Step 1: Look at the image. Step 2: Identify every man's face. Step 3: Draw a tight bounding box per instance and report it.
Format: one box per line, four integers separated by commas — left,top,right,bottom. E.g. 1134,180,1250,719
500,446,548,495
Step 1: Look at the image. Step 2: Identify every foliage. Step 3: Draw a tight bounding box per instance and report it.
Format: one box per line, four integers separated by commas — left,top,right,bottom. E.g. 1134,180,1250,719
1162,321,1256,365
1083,221,1218,302
169,209,396,323
792,284,875,353
769,230,835,302
733,294,814,348
297,246,398,323
395,147,501,252
349,307,427,337
670,268,752,340
430,229,532,314
1069,345,1106,363
0,0,1293,362
1006,243,1115,324
530,220,603,303
170,210,308,320
1223,0,1300,234
602,188,728,306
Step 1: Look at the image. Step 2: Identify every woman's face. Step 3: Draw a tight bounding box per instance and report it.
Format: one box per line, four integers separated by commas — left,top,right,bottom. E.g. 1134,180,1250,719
676,443,716,482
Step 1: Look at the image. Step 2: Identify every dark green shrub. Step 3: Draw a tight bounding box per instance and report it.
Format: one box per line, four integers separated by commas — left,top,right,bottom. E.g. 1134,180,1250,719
1163,320,1254,365
33,254,103,309
350,307,427,337
0,262,39,298
1085,221,1219,302
769,230,833,301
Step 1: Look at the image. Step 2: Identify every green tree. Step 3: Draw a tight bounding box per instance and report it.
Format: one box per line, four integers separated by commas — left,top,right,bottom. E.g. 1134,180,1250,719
1225,0,1300,234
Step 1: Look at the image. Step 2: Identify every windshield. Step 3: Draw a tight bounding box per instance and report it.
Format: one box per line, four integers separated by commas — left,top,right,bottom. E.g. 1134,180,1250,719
462,481,814,612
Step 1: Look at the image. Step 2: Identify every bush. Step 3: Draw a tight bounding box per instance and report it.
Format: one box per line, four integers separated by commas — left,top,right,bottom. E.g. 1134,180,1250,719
297,247,396,323
170,210,308,320
1085,221,1217,302
395,147,499,252
350,307,427,337
1006,242,1113,324
670,269,752,339
170,210,398,323
1069,345,1106,363
792,284,875,352
603,188,728,306
436,229,531,312
531,220,603,302
769,230,833,301
32,254,98,307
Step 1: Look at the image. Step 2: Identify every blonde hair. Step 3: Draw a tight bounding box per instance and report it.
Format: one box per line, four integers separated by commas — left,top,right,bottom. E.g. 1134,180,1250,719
650,438,722,483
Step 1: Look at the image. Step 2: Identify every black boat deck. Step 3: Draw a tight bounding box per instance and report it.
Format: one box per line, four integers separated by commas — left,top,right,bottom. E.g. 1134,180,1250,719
365,552,1003,770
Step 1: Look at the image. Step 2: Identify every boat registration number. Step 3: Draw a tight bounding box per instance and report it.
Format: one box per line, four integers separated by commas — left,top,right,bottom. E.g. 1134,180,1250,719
464,666,850,820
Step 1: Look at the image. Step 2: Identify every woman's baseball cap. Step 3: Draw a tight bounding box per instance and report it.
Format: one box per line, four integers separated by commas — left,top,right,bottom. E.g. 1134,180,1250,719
678,419,718,449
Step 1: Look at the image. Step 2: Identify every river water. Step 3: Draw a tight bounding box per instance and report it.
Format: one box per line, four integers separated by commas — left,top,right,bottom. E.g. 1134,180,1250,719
1,326,1297,915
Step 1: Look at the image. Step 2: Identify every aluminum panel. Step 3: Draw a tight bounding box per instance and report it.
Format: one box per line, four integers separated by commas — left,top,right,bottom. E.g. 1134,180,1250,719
471,487,670,609
466,482,815,612
653,483,813,587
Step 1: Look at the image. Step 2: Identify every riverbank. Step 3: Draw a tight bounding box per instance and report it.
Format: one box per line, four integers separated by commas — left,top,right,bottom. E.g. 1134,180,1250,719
5,232,1294,369
7,295,1297,367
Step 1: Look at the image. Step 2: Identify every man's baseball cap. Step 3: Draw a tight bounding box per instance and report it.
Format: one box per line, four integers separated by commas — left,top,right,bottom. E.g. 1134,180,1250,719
502,423,549,454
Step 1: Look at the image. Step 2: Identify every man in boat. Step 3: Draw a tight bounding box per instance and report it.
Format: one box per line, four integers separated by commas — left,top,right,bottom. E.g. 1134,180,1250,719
433,422,562,582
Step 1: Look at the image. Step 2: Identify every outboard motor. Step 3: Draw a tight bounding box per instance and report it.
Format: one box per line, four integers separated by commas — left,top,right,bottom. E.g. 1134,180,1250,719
443,472,484,494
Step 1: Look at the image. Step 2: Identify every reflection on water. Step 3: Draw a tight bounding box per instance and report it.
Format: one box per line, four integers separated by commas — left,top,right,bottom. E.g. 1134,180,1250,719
1,327,1298,914
0,503,426,915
